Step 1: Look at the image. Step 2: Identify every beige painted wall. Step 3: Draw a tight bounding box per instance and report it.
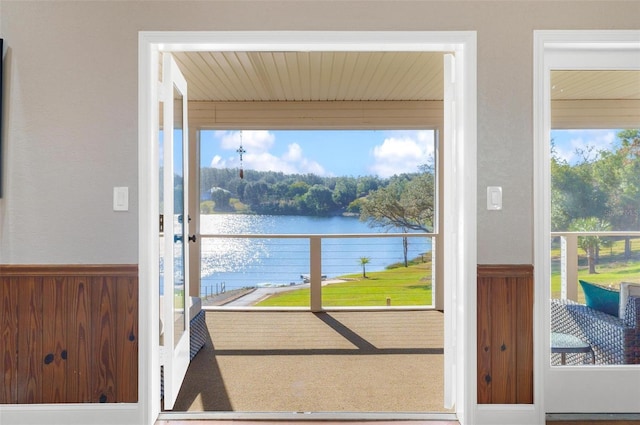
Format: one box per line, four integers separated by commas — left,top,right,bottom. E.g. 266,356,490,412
0,0,638,264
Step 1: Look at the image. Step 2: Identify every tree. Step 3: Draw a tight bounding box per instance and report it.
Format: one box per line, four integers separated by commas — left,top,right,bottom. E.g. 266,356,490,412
303,184,335,214
359,167,435,233
359,256,370,278
569,217,612,274
356,176,380,197
209,187,232,210
288,181,310,198
332,177,357,208
593,129,640,258
550,148,608,231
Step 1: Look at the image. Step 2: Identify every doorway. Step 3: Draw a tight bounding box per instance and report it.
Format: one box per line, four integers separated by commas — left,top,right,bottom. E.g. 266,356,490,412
534,30,640,414
138,31,477,423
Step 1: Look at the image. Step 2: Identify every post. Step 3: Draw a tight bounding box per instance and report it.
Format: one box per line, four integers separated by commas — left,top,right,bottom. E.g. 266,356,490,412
310,236,322,312
561,234,579,301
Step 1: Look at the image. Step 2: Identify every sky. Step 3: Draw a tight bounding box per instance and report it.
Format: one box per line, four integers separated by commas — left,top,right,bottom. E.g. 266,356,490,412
197,128,624,178
551,129,621,165
200,129,436,178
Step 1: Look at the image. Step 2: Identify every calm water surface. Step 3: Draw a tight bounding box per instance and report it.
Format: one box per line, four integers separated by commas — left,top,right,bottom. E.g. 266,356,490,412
199,214,432,292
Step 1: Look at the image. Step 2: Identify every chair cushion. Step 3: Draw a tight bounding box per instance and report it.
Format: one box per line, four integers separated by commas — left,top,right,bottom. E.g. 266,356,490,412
619,282,640,319
579,280,620,316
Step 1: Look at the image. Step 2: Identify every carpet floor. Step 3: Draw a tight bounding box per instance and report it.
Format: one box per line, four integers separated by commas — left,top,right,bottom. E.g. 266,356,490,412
171,310,449,413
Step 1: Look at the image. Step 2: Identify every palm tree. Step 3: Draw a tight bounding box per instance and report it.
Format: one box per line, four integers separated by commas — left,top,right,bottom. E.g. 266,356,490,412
359,256,371,278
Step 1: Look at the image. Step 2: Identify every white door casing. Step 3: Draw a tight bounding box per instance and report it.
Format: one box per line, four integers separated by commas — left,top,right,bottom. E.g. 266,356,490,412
138,31,478,425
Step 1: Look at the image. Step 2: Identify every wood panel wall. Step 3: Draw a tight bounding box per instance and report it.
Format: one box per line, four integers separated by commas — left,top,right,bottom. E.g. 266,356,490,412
0,265,138,404
477,264,533,404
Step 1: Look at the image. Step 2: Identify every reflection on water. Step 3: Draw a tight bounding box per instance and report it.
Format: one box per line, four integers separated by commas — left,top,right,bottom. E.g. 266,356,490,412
200,214,432,292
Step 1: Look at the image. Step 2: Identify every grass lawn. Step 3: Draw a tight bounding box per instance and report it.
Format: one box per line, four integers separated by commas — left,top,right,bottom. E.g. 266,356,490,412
256,260,433,307
550,237,640,301
255,238,640,307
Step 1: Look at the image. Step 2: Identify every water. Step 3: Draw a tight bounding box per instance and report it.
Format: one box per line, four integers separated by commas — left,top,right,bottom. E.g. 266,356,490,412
199,214,433,293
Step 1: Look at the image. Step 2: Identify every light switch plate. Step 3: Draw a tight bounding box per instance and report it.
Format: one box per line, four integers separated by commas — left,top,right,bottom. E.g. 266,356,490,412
113,187,129,211
487,186,502,210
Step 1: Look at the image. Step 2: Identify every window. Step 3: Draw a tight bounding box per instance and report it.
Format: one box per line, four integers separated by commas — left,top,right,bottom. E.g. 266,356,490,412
197,129,438,308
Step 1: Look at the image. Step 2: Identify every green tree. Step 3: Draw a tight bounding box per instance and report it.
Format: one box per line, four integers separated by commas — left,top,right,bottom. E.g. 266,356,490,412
550,144,608,231
594,129,640,258
288,181,310,198
359,167,435,233
209,187,232,210
332,177,358,208
569,217,612,274
356,176,380,197
303,184,335,214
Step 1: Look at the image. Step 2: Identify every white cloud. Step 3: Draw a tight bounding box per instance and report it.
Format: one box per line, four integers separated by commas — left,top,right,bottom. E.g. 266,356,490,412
553,130,616,164
368,130,435,177
244,143,326,175
210,155,224,168
217,130,275,153
212,131,327,175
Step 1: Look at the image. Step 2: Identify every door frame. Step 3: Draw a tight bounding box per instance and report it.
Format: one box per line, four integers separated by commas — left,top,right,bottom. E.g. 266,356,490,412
138,31,477,425
533,30,640,414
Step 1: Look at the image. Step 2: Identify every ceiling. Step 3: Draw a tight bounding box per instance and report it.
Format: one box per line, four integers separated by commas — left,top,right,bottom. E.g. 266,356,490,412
172,51,445,102
172,51,640,103
551,70,640,101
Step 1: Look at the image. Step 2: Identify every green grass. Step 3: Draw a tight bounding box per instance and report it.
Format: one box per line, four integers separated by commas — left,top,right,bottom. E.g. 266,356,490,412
256,239,640,307
550,238,640,301
256,261,432,307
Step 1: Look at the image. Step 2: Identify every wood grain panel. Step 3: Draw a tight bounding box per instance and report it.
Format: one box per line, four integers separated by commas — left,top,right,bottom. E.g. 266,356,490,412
17,277,43,403
67,277,92,402
516,274,534,404
477,277,492,404
0,265,138,405
0,278,18,403
91,277,117,403
116,276,138,402
477,265,534,404
490,277,516,403
42,277,67,403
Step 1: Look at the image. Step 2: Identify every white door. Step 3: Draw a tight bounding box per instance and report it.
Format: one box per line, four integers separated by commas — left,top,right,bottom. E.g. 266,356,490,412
442,52,457,410
535,31,640,414
160,53,191,410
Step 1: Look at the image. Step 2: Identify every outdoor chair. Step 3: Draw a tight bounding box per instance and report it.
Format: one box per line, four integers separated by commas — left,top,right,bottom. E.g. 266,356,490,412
550,295,640,365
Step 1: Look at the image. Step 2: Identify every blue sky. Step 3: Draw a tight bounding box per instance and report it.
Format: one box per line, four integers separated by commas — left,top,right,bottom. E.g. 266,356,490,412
200,129,435,178
197,128,623,178
551,129,621,165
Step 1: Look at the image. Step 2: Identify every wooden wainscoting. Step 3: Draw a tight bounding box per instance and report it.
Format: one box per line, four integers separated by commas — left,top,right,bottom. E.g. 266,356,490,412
477,264,533,404
0,265,138,404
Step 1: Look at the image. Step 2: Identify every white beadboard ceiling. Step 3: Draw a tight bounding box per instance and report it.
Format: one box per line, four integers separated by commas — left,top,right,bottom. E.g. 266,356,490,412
552,70,640,101
172,51,446,102
171,51,639,103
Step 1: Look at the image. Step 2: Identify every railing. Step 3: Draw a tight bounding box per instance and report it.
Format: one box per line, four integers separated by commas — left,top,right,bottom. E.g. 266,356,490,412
199,233,436,311
551,231,640,301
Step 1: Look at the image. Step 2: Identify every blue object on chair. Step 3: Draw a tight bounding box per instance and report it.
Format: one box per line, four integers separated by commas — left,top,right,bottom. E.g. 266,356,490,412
580,280,620,316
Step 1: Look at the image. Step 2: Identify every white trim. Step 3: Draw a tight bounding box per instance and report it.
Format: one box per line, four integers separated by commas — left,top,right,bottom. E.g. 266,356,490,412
0,404,141,425
534,30,640,415
137,31,477,425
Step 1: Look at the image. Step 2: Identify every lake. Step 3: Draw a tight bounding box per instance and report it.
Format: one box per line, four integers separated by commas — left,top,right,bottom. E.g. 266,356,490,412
199,214,432,293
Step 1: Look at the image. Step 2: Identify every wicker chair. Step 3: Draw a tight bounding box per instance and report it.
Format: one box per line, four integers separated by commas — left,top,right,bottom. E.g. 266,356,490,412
550,295,640,365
